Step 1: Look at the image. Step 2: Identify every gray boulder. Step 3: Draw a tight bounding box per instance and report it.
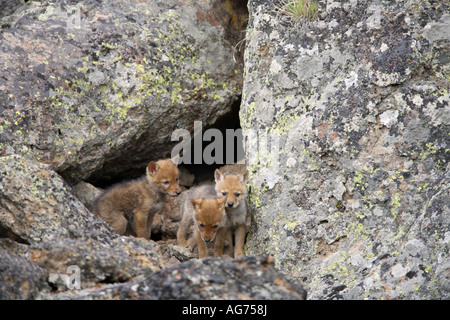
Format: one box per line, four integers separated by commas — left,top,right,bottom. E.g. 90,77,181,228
51,256,307,300
0,0,243,184
241,0,449,299
0,0,24,21
0,154,117,244
0,245,50,299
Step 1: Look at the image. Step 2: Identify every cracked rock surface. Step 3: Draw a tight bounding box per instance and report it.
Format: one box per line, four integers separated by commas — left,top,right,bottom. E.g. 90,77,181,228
241,0,449,299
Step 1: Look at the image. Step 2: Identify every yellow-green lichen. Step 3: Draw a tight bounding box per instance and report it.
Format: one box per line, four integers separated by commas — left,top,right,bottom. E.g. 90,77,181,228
285,221,299,231
390,193,402,219
352,170,367,191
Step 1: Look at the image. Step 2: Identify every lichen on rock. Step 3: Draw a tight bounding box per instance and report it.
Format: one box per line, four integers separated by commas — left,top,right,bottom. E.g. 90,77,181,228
241,0,449,299
0,0,243,184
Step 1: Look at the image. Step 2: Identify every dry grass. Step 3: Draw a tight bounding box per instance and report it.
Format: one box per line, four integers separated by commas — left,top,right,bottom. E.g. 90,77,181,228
277,0,319,21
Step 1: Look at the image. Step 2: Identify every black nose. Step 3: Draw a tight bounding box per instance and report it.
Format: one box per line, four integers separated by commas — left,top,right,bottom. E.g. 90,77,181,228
204,238,211,243
227,202,234,207
176,190,181,195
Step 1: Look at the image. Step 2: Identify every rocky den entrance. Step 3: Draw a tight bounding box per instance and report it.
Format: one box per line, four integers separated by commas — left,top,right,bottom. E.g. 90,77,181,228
0,0,306,300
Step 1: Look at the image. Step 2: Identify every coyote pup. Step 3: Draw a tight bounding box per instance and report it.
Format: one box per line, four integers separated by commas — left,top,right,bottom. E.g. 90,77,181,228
177,184,231,258
214,169,249,258
93,158,181,239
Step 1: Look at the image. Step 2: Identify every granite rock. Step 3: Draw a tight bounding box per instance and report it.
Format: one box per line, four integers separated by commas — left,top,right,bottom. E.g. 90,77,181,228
241,0,449,299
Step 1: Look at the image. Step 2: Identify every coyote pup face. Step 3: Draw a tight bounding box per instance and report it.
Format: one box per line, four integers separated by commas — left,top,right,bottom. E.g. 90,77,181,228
214,169,247,208
191,197,227,242
93,157,181,239
146,158,181,196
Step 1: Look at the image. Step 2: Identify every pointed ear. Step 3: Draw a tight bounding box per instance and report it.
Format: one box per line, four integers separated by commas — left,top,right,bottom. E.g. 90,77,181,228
171,154,180,166
238,172,248,183
216,197,226,207
147,161,159,175
191,199,203,210
214,169,224,183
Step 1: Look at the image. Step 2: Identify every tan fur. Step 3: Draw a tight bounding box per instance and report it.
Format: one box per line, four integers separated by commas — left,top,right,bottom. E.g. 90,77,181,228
93,158,181,239
214,169,249,258
177,184,231,258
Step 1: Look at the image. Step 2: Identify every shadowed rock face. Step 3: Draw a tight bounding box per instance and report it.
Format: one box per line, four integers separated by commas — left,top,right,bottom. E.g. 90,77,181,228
0,154,306,300
241,0,449,299
0,245,49,300
53,256,308,300
0,0,243,185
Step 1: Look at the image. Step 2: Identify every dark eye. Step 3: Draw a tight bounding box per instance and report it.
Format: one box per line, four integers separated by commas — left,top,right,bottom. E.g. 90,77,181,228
235,192,240,197
163,181,170,185
199,223,204,228
212,224,219,229
222,192,227,196
176,178,179,182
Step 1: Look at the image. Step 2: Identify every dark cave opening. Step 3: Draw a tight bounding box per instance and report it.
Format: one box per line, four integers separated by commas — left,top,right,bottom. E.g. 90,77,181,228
181,96,244,185
86,97,244,242
88,96,244,190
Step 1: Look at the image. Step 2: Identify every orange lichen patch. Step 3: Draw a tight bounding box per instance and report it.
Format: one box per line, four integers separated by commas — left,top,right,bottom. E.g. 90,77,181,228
317,121,339,140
